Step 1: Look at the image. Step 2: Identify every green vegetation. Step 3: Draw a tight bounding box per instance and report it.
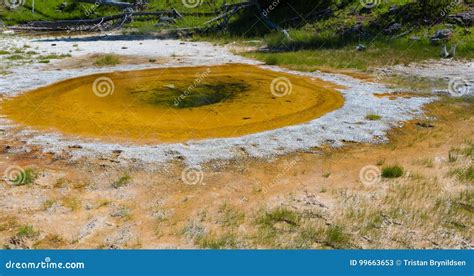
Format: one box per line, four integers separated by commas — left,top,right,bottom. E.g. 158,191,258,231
365,114,381,121
94,54,121,66
42,199,56,210
196,232,238,249
450,166,474,183
112,174,131,188
38,54,71,60
325,225,350,249
448,149,459,163
381,165,404,178
16,225,38,238
217,204,245,227
6,54,25,60
1,1,472,71
257,208,300,228
9,168,37,186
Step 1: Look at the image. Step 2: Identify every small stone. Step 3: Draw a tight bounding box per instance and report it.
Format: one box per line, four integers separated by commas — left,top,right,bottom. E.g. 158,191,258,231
356,44,366,51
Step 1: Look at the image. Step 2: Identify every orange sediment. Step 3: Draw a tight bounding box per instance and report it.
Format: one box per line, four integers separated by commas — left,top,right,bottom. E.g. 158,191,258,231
1,64,344,144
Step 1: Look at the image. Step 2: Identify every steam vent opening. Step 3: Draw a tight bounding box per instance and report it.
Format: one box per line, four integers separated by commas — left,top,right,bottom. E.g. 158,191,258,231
1,64,344,144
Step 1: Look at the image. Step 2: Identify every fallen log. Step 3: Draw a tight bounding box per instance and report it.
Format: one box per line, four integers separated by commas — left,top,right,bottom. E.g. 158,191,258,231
74,0,133,9
18,10,180,30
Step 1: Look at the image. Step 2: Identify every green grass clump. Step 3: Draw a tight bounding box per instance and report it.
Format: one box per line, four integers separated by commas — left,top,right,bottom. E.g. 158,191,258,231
16,225,38,239
365,114,381,121
448,149,459,163
112,174,131,189
7,54,25,60
455,166,474,183
196,232,238,249
94,54,121,66
39,54,70,59
9,168,37,186
325,225,350,248
382,165,404,178
264,55,279,65
257,208,300,227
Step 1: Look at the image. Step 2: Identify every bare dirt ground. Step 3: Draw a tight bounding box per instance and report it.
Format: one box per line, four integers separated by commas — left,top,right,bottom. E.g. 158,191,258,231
0,95,472,249
0,34,472,249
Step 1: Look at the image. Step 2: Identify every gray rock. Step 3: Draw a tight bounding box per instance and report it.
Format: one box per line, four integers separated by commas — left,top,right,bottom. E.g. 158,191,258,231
104,225,135,249
431,29,453,43
384,23,402,35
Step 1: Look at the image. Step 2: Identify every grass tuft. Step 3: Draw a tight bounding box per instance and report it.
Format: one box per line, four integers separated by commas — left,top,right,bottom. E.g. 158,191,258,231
17,225,38,238
10,168,37,186
382,165,404,178
365,114,381,121
112,174,131,189
94,54,121,66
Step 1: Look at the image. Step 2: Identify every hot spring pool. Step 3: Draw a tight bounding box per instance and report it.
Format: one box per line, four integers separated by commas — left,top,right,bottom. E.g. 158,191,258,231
1,64,344,143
